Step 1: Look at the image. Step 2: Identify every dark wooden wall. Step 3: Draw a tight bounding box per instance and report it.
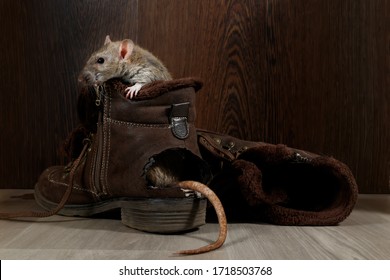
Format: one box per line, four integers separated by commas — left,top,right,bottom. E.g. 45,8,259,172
0,0,389,193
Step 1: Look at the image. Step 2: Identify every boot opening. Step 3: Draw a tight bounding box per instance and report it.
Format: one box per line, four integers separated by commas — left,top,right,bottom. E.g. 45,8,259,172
260,160,344,212
237,147,355,213
143,148,212,189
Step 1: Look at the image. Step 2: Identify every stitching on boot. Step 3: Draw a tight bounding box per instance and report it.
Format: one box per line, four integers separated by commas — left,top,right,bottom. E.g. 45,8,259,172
48,176,98,195
102,94,111,195
90,123,100,196
91,129,97,194
101,98,106,196
48,174,98,196
100,94,108,196
107,118,170,128
48,172,71,188
72,185,100,196
48,169,99,196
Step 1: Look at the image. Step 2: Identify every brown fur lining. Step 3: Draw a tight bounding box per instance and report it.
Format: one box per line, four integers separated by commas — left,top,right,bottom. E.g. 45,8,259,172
105,77,203,100
231,145,359,226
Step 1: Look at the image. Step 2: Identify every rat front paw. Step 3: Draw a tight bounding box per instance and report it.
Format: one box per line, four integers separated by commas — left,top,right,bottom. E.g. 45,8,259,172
124,83,143,99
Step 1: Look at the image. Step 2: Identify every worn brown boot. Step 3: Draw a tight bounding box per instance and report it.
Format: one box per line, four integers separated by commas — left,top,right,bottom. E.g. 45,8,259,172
1,78,227,254
198,129,358,226
33,78,214,234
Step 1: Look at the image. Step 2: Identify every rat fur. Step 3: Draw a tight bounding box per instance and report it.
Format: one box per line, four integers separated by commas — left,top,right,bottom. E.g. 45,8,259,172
78,35,172,99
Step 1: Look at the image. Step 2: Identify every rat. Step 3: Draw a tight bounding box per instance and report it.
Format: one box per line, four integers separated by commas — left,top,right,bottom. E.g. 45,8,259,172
174,181,227,255
78,35,172,99
143,149,227,254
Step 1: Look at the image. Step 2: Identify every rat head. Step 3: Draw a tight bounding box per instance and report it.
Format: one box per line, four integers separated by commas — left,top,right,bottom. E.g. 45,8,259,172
78,35,134,86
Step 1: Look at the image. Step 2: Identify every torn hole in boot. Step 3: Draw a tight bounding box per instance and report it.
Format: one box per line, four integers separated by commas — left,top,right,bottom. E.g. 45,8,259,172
143,148,212,196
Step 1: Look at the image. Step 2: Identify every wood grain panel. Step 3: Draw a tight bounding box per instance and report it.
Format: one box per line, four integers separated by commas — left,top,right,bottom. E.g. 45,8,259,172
0,0,138,188
138,0,389,193
138,0,265,140
0,0,388,193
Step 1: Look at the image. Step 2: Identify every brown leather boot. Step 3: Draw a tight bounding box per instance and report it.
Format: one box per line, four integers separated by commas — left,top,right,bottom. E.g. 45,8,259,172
34,78,214,234
198,130,359,226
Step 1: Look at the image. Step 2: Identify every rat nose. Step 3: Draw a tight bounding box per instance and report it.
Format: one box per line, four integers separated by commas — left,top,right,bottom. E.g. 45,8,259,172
78,72,93,85
77,72,85,83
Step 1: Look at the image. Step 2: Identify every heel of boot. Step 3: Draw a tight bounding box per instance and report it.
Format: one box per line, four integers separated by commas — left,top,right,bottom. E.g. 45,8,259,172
121,198,207,233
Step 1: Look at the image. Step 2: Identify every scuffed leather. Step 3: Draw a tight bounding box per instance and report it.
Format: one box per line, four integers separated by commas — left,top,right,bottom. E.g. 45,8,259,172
36,79,204,205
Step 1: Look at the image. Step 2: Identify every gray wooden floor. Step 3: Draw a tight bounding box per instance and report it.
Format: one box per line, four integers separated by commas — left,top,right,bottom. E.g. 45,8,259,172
0,189,389,259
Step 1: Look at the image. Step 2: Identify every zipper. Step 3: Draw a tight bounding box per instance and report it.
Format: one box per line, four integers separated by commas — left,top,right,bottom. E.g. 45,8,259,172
92,85,105,196
95,85,103,106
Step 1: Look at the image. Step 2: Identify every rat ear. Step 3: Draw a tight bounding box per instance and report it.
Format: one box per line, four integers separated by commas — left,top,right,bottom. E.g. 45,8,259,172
119,39,134,60
104,35,112,45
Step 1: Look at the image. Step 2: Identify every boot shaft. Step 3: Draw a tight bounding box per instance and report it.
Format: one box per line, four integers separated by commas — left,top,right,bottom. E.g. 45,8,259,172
84,79,204,199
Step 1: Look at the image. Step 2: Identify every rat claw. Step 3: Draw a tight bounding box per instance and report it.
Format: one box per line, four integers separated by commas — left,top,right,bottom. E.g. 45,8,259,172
124,83,143,99
124,87,132,99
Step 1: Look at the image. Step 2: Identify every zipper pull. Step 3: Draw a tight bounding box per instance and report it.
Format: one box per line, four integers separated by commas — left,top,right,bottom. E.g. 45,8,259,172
94,85,103,106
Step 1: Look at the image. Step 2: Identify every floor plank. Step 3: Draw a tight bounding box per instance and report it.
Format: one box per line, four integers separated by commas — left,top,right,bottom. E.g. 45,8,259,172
0,190,389,259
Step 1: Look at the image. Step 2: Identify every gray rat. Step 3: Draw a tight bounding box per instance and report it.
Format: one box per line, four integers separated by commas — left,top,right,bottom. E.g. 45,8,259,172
78,35,172,99
143,148,227,255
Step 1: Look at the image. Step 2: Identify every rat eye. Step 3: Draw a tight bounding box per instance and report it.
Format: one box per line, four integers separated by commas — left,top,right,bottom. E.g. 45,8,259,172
97,57,105,64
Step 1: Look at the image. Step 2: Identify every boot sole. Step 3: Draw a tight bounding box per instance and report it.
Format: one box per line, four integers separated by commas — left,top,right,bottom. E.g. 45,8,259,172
34,184,207,233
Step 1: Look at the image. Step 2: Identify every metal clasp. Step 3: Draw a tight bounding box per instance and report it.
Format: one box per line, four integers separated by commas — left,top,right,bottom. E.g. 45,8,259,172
169,102,190,140
94,85,104,106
